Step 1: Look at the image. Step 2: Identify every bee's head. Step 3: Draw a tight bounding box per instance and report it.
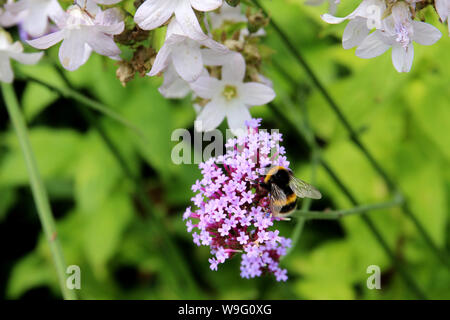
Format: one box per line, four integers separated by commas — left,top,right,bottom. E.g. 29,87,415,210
261,165,291,185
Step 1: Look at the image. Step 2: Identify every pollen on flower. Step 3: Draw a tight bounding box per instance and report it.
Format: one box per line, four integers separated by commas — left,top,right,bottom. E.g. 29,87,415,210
395,23,411,48
222,85,238,101
63,57,71,68
183,118,291,281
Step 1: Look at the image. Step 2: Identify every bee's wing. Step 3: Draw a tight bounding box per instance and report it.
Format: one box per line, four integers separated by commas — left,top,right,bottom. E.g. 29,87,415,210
270,183,286,215
289,175,322,199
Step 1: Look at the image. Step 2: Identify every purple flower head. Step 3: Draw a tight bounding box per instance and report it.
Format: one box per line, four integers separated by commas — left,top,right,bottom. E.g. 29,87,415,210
183,119,292,281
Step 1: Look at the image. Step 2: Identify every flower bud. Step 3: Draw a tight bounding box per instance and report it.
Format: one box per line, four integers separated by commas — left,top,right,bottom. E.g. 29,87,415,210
247,10,269,34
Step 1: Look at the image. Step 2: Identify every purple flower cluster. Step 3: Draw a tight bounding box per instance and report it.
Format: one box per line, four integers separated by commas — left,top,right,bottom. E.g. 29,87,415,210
183,119,292,281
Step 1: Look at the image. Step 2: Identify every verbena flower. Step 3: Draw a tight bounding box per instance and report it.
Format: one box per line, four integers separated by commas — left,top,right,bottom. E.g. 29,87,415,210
183,119,291,281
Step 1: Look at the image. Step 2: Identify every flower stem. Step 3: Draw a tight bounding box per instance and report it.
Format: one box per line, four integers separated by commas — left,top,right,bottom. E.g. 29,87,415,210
1,83,77,300
18,69,200,295
284,102,319,258
253,0,449,269
293,197,403,220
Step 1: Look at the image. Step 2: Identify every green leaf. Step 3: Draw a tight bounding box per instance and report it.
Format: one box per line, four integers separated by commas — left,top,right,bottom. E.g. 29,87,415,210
82,189,134,279
0,128,82,187
0,188,16,222
22,82,58,122
7,251,56,299
294,278,356,300
74,131,124,213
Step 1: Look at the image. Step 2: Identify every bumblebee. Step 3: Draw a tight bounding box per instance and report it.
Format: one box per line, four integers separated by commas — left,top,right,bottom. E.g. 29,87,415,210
261,166,322,218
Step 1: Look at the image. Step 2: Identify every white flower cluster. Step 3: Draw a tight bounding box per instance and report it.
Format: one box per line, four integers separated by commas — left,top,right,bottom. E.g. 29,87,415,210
0,0,447,128
134,1,275,135
0,0,275,135
320,0,449,72
0,0,124,80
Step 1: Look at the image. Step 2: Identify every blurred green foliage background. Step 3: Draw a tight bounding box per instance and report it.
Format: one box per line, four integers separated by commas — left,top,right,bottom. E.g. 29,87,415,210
0,0,449,299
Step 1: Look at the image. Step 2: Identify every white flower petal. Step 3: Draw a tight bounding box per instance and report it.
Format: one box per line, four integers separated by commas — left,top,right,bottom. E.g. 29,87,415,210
48,3,67,28
4,1,28,13
27,30,65,50
76,0,101,15
435,0,449,22
321,0,385,24
412,21,442,45
22,9,49,38
221,53,245,82
59,33,90,71
9,51,43,65
172,41,203,82
190,76,221,99
174,0,208,41
148,44,172,76
355,31,390,58
321,13,349,24
135,0,176,30
342,17,370,49
240,82,275,106
0,55,14,83
95,9,125,35
200,37,228,52
201,49,232,66
226,103,251,137
190,0,222,12
391,43,413,73
195,100,226,132
159,64,191,99
86,31,121,57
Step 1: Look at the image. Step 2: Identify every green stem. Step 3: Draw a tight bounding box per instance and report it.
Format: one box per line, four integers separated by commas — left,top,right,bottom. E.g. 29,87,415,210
18,70,200,296
293,198,403,220
253,0,449,268
1,83,77,300
284,102,319,258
